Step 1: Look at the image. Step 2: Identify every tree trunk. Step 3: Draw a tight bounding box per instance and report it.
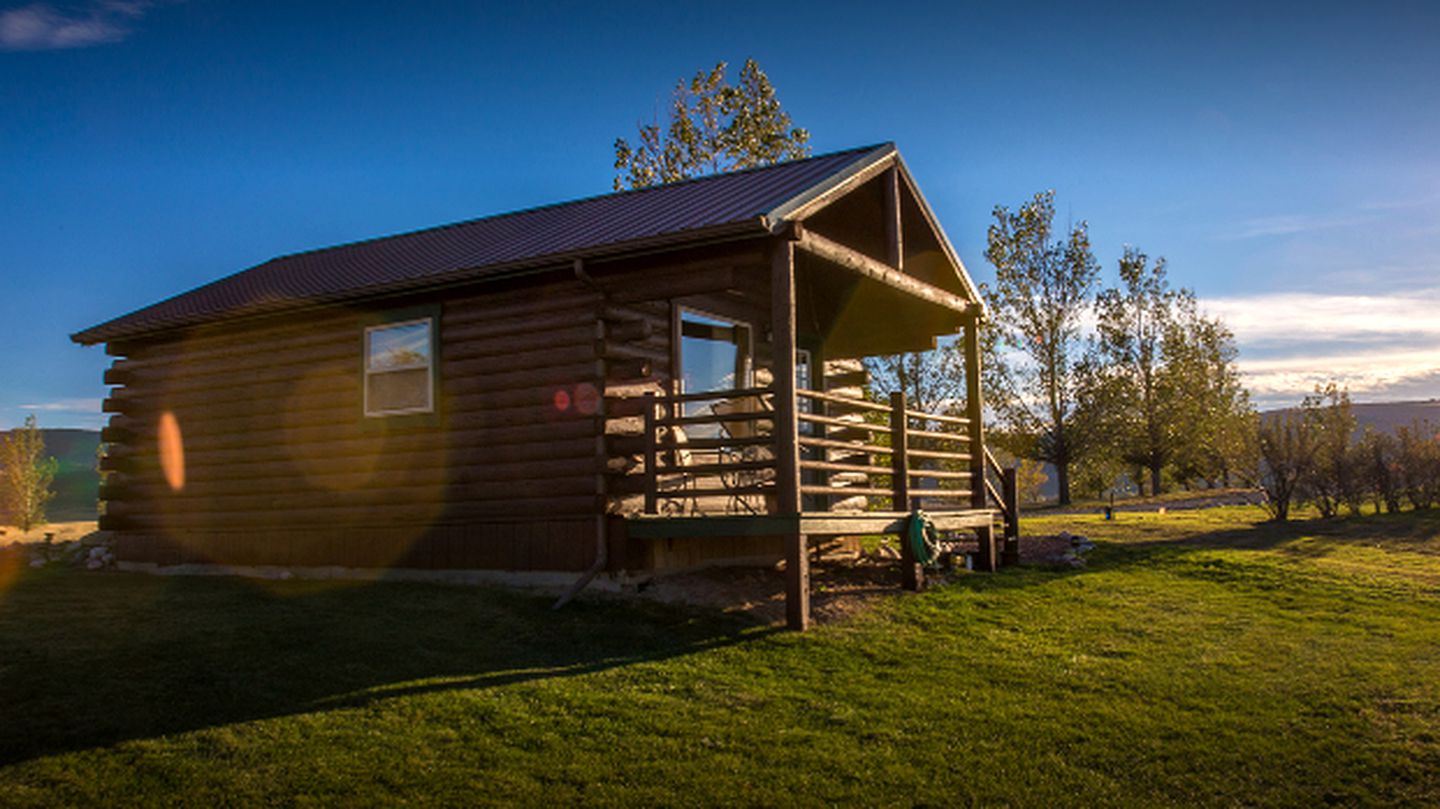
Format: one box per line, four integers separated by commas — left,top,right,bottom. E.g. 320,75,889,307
1056,462,1071,506
1150,464,1163,498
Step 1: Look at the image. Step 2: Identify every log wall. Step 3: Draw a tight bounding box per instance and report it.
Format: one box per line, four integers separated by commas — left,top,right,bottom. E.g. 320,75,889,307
101,238,819,575
103,275,610,572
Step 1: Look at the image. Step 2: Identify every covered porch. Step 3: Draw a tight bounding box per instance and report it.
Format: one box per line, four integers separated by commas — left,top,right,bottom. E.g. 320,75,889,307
604,161,1021,629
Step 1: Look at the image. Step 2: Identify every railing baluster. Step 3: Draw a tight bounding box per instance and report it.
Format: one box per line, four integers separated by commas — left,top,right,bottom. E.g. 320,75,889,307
889,392,910,512
642,391,657,514
1002,466,1020,565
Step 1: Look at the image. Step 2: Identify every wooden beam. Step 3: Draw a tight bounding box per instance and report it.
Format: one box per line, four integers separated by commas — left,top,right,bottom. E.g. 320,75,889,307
1002,466,1021,566
795,231,971,315
891,391,922,591
884,166,903,273
772,240,801,515
772,237,807,631
964,314,987,511
786,533,810,631
975,523,998,573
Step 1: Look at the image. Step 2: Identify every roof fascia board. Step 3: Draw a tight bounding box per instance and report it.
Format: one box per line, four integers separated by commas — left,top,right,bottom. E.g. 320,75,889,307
891,154,987,316
759,143,898,229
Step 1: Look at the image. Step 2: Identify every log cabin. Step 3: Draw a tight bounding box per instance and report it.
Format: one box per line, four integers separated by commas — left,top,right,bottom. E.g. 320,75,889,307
73,143,1019,630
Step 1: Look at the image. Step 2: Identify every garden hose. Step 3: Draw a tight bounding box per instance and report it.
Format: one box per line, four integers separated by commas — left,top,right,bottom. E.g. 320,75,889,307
907,509,941,567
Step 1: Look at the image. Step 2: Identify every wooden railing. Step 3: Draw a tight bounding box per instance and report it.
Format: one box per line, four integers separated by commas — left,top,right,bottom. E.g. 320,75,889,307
984,446,1020,546
636,387,778,515
610,386,1019,529
795,389,976,510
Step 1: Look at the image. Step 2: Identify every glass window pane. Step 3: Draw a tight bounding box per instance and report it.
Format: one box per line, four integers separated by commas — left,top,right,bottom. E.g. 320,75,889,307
368,321,431,371
680,312,745,394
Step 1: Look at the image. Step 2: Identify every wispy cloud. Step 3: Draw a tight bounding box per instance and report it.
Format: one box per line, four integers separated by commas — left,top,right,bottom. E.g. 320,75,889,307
1224,212,1373,240
1205,289,1440,408
1207,289,1440,347
19,398,101,413
0,1,163,51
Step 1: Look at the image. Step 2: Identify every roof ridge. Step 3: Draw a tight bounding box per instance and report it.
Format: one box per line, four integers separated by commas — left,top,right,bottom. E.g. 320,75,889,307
265,143,889,265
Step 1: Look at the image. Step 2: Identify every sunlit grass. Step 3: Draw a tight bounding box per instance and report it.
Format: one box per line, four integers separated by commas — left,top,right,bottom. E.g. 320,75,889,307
2,506,1439,805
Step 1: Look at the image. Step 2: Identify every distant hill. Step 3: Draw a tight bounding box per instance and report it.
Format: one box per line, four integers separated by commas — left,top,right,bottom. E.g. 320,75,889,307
0,428,101,524
1263,399,1440,440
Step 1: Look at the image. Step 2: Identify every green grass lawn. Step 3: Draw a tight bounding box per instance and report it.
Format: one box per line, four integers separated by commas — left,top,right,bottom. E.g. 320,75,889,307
3,506,1440,806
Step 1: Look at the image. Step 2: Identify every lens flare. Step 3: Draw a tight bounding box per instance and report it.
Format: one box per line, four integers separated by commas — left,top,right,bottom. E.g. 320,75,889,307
573,382,600,415
158,411,185,491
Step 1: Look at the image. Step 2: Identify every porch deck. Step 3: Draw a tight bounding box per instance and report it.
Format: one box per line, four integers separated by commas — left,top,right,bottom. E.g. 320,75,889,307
625,508,998,539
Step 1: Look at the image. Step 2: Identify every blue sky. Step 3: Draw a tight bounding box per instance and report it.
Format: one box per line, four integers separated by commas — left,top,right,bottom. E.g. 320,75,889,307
2,0,1438,428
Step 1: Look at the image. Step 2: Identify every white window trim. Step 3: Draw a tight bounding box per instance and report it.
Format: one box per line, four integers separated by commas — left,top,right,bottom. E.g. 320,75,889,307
677,306,753,395
363,317,435,417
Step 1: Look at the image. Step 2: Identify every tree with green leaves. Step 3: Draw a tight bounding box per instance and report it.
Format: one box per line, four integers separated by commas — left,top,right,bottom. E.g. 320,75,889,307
1255,409,1314,522
983,190,1101,505
1396,421,1440,510
1089,248,1254,494
0,415,58,532
613,59,810,191
864,342,964,420
1303,383,1358,518
1165,308,1255,488
1090,247,1186,495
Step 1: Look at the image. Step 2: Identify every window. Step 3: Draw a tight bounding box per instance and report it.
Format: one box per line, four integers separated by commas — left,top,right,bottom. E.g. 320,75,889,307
678,309,751,397
796,349,815,436
678,309,753,435
364,318,434,417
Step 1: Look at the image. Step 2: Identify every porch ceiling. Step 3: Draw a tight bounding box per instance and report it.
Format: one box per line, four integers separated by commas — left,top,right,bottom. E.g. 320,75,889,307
795,246,969,359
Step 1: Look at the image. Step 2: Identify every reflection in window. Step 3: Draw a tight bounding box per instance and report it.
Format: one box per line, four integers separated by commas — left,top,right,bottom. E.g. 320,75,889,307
365,318,434,416
679,310,750,397
796,349,815,436
679,310,752,437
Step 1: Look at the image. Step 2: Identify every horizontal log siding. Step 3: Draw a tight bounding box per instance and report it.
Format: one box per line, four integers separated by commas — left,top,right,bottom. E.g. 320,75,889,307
597,252,778,522
105,278,606,571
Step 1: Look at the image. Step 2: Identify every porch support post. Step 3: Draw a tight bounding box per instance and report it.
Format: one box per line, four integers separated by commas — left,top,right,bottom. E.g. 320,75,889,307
1002,467,1021,566
975,523,998,573
964,313,997,572
892,391,922,591
772,237,808,630
772,237,801,515
786,533,810,631
963,313,987,512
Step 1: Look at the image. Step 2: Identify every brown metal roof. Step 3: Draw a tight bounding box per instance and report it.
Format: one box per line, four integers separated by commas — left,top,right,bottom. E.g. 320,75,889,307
72,144,894,345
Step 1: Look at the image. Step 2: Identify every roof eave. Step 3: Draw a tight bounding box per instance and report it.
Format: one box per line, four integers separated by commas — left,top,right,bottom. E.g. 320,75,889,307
70,218,771,346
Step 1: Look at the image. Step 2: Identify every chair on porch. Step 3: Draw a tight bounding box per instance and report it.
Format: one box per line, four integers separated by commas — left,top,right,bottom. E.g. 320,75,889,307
710,393,775,515
656,424,697,516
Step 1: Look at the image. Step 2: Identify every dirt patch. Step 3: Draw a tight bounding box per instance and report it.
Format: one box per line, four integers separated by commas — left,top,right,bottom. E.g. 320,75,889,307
0,522,109,571
0,521,101,546
639,533,1089,625
637,556,922,625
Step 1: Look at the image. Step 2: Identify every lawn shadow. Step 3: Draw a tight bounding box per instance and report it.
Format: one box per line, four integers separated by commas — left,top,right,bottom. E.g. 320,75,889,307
1109,507,1440,556
0,570,769,766
935,507,1440,600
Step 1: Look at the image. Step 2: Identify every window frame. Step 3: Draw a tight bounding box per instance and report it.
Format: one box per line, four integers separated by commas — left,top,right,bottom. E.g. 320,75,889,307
362,315,437,418
676,305,753,397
